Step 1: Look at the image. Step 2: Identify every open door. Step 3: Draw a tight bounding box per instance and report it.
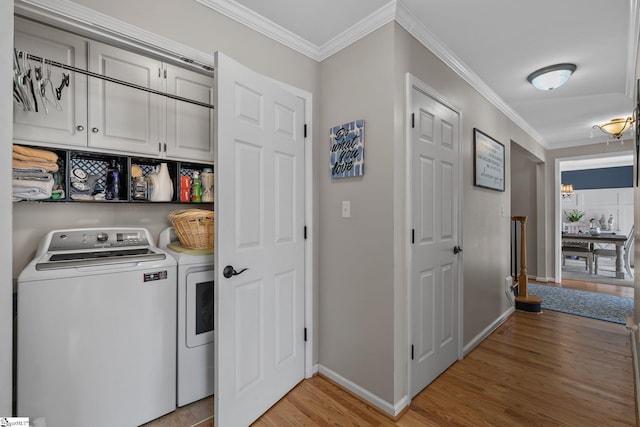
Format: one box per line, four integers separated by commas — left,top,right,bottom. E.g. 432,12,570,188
214,52,306,426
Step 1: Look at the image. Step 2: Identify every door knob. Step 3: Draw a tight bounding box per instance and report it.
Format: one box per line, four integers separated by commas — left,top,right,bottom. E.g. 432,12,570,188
223,265,249,279
453,245,462,254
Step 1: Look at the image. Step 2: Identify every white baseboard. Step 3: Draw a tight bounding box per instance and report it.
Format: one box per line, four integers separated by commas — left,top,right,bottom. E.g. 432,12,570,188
628,326,640,423
317,364,409,417
463,307,514,356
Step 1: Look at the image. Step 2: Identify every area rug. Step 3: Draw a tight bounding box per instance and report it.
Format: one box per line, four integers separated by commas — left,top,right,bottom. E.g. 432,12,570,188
562,257,634,288
527,283,632,324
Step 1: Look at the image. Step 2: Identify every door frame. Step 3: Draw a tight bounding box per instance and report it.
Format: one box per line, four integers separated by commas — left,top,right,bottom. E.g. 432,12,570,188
14,0,316,383
405,73,463,400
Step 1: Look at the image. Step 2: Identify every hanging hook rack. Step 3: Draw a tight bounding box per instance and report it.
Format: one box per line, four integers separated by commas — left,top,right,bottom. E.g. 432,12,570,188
17,51,215,110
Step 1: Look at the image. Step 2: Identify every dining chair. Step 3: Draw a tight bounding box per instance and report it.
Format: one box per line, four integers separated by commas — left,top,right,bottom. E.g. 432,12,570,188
561,242,592,272
593,224,634,277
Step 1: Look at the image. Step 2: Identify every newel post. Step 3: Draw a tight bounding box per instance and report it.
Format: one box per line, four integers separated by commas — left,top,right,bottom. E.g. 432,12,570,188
511,216,542,313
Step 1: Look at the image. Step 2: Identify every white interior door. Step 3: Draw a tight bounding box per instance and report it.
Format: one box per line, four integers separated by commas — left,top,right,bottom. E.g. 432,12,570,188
215,52,305,427
408,79,461,398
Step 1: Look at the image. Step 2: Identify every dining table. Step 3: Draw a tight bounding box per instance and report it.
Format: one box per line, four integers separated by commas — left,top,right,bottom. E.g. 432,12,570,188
562,232,628,279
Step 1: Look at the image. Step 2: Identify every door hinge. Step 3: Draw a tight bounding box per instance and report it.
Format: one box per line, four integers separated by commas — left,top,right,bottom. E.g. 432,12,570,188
304,124,307,138
411,344,414,360
304,328,308,342
304,226,307,240
411,229,415,244
411,113,415,128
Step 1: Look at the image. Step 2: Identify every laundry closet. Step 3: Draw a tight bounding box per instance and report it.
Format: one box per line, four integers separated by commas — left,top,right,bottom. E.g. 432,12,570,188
12,14,215,427
11,7,310,427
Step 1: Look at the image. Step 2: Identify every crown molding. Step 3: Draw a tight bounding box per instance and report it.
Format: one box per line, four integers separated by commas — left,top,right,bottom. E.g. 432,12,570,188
196,0,397,62
196,0,322,60
14,0,216,70
626,0,640,98
395,0,546,148
317,2,397,61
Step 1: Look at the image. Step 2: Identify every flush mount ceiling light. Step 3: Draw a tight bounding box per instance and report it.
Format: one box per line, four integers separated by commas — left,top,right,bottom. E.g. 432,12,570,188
592,117,634,140
527,63,577,91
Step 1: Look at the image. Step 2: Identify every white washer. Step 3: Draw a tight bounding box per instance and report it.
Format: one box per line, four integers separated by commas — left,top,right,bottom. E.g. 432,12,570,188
17,228,177,427
158,227,214,407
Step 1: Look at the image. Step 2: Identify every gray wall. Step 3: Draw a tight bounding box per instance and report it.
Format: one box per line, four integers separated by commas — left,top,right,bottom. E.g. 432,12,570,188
318,23,396,403
511,142,540,277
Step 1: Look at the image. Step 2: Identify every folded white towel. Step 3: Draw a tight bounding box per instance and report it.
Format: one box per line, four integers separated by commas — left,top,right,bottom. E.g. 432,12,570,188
13,174,54,200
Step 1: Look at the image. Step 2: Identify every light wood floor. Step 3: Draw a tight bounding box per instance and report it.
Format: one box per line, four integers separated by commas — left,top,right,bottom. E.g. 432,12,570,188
145,278,636,426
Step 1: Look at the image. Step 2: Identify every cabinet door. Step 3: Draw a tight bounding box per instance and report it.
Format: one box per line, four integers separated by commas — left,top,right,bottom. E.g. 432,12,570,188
88,41,163,156
165,65,214,161
13,17,88,148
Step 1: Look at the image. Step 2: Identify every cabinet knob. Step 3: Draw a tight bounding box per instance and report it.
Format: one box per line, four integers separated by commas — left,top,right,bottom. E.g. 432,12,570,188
92,127,99,133
76,125,85,131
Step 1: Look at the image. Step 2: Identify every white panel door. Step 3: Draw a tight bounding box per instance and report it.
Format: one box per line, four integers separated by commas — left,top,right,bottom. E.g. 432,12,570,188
409,82,460,398
88,40,162,156
215,52,305,427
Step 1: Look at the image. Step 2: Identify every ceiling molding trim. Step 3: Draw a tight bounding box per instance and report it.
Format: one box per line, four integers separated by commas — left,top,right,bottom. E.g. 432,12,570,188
626,0,640,98
316,2,397,61
195,0,322,61
14,0,217,69
395,0,547,148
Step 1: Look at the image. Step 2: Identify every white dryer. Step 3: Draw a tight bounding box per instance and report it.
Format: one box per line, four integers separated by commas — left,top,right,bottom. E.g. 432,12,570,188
159,227,214,406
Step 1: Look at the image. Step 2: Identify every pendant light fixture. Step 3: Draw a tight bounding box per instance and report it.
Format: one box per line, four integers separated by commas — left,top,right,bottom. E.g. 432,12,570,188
592,117,634,140
527,63,577,91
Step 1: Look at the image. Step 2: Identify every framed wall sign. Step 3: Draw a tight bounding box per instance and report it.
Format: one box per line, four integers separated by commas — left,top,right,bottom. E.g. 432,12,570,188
330,120,365,179
473,128,505,191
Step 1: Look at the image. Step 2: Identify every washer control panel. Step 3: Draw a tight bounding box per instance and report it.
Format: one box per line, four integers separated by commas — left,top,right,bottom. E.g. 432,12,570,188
45,228,152,252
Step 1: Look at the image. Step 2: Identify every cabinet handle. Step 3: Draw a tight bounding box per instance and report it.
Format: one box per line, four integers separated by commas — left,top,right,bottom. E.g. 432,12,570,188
92,127,99,133
76,125,85,131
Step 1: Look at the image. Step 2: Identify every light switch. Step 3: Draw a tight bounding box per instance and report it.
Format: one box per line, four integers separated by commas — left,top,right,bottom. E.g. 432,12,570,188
342,201,351,218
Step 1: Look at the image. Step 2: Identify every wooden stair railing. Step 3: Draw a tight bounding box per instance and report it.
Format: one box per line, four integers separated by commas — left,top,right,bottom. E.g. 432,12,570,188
511,216,543,313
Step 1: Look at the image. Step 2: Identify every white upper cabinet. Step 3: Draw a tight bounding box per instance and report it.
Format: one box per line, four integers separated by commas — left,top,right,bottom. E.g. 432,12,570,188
13,19,214,162
165,64,214,162
13,17,88,148
87,41,163,156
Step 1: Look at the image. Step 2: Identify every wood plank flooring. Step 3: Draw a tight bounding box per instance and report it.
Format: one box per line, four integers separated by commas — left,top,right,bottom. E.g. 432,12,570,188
145,278,636,426
255,310,635,426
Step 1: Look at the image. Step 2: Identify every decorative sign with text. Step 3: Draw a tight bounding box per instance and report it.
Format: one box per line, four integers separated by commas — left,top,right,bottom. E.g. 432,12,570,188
330,120,365,179
473,128,505,192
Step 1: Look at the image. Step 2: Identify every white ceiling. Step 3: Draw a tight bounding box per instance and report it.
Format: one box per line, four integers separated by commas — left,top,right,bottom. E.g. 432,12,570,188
199,0,640,150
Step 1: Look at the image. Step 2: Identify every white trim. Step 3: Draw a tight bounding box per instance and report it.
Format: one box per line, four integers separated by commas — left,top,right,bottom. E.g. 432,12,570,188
318,365,408,417
626,0,640,98
405,73,464,400
317,2,397,61
196,0,397,62
463,307,515,356
630,329,640,421
269,77,315,379
195,0,319,60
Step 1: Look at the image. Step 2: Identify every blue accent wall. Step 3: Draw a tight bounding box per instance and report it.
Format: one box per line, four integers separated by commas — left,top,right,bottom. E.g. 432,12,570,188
561,166,633,190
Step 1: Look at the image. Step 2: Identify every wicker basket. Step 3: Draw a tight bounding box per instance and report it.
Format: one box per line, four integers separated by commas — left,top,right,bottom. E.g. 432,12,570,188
168,209,214,250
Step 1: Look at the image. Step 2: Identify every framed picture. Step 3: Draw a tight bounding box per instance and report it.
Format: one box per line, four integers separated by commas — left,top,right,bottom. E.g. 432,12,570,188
473,128,505,191
330,120,365,179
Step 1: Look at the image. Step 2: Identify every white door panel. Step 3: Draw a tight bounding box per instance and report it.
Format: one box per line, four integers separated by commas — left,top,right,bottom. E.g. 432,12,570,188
216,52,305,427
409,80,460,398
